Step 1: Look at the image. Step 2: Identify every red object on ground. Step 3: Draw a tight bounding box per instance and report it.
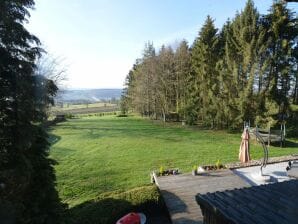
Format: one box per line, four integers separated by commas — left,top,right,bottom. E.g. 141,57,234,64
116,212,141,224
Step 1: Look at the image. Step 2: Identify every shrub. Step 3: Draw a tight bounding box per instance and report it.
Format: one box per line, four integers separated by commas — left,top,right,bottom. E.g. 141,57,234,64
65,113,74,119
117,114,128,117
159,166,164,176
215,160,221,169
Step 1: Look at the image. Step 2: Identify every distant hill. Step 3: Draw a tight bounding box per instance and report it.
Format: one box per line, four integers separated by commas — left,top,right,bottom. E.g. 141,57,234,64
57,88,122,103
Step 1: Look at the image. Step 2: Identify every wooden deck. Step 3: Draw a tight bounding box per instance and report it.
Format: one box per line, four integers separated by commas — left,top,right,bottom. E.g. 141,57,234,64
156,169,250,224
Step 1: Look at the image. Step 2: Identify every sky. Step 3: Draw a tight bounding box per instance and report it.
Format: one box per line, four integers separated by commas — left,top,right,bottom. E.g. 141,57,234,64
26,0,298,89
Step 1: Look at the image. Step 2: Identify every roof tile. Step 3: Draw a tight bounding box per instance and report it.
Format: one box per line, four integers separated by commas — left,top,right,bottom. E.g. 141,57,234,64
196,180,298,224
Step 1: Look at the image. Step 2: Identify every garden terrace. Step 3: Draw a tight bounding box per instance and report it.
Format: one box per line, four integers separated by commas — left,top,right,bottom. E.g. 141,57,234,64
156,169,249,224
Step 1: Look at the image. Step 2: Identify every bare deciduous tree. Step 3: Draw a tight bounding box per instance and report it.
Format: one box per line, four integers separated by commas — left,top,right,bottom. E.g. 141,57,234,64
35,53,68,89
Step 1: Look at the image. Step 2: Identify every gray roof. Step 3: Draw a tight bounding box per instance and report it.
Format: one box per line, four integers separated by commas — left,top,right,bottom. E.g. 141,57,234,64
196,179,298,224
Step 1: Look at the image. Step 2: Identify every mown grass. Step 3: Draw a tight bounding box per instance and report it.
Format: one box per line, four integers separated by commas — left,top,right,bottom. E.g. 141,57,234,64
52,102,117,111
49,115,298,206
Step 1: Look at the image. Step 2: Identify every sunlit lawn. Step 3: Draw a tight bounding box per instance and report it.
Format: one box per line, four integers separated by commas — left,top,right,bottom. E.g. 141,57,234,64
51,102,117,113
49,115,298,206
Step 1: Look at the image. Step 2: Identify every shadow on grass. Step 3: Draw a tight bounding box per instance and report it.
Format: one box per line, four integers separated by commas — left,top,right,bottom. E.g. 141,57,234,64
284,140,298,148
269,140,298,148
48,133,61,145
67,198,131,224
67,197,171,224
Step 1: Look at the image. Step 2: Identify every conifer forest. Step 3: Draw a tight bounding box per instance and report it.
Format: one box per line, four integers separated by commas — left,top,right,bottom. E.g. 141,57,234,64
122,1,298,132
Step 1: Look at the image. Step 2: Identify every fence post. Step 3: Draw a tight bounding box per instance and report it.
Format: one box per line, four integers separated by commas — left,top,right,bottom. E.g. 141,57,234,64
255,125,257,142
268,125,270,147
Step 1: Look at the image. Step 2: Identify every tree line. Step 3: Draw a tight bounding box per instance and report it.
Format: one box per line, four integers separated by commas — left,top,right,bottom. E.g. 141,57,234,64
121,0,298,131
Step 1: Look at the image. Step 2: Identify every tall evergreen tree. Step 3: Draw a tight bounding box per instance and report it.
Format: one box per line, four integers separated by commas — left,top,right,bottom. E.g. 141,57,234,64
0,1,65,223
262,1,298,121
174,40,191,119
223,0,262,127
190,16,220,127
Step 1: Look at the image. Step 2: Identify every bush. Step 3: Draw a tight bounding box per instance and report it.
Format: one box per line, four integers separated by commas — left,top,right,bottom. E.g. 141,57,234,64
117,114,128,117
287,111,298,137
65,113,75,119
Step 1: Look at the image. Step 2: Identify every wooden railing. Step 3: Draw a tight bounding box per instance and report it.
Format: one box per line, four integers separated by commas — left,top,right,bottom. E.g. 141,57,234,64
249,125,285,147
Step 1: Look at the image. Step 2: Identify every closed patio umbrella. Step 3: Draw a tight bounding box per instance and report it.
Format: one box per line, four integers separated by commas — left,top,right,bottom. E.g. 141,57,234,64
239,128,250,163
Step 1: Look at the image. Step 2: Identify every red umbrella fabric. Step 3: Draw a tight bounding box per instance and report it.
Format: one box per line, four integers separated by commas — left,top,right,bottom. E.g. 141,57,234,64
116,212,146,224
239,128,250,163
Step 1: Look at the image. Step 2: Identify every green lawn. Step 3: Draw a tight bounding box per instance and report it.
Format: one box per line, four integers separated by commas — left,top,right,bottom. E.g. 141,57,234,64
52,102,117,111
49,115,298,206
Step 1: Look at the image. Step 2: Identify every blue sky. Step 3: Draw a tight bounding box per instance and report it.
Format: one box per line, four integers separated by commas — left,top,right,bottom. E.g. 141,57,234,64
26,0,297,89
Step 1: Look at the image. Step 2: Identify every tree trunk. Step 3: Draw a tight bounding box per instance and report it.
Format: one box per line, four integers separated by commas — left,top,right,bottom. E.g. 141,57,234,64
293,74,298,104
162,110,166,122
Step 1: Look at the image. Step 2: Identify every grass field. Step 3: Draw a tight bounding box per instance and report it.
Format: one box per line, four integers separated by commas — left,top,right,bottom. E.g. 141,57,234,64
49,115,298,207
51,102,119,115
52,102,117,111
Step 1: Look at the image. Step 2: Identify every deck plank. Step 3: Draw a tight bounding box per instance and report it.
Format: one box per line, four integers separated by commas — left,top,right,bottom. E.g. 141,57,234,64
157,169,250,224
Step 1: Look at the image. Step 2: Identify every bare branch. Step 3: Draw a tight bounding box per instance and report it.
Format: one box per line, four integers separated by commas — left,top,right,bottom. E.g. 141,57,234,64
35,53,68,89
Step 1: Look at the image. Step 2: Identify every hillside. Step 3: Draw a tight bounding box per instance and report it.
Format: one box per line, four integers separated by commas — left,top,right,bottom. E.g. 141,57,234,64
57,88,122,103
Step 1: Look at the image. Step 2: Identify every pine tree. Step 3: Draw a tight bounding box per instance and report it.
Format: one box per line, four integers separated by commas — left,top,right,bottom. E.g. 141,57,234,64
190,16,220,127
214,21,234,128
0,1,65,223
223,0,262,128
174,40,191,119
262,1,298,121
